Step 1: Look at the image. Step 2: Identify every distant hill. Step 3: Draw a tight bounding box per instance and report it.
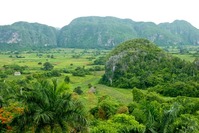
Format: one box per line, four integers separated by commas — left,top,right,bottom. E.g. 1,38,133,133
57,17,137,48
100,38,199,96
159,20,199,45
0,22,58,50
58,16,199,48
1,16,199,50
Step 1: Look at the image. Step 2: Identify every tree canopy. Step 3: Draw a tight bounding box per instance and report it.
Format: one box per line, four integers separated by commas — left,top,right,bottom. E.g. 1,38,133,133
101,38,199,97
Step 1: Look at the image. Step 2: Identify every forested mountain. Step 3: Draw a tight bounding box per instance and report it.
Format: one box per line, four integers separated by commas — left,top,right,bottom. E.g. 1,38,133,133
57,17,137,48
58,16,199,48
0,22,58,50
159,20,199,45
1,16,199,50
101,38,199,97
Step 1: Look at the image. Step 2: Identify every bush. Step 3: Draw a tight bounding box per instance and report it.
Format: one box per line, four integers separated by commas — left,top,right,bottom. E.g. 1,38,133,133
45,70,61,77
93,56,106,65
116,106,129,114
63,68,70,73
90,96,119,120
64,76,70,83
72,67,90,77
73,86,83,95
89,66,104,71
0,73,7,78
42,62,54,71
26,75,34,80
38,62,42,65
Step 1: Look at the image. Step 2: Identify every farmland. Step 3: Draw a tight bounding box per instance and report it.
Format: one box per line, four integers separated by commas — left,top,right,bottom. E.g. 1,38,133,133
0,44,199,132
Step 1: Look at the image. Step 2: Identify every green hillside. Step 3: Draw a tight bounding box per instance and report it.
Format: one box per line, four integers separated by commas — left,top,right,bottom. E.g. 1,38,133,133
57,16,137,48
159,20,199,45
1,16,199,50
101,38,199,97
58,16,199,48
0,22,58,50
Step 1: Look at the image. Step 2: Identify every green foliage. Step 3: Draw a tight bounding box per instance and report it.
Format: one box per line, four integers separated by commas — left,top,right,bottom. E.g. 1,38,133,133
72,66,90,77
161,103,183,133
11,80,87,132
64,76,70,83
0,22,57,51
101,38,199,97
1,17,199,50
149,81,199,97
37,62,42,65
159,20,199,45
93,56,106,65
171,114,199,133
58,17,199,49
1,47,199,132
3,64,27,74
127,89,199,133
0,73,7,78
90,120,118,133
110,114,146,132
89,66,104,71
42,62,54,71
44,70,61,77
73,86,83,95
90,114,145,133
58,16,137,49
90,96,119,120
116,106,129,114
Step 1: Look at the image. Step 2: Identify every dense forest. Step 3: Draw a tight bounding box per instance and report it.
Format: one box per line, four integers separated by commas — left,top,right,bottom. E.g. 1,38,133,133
101,39,199,97
0,38,199,132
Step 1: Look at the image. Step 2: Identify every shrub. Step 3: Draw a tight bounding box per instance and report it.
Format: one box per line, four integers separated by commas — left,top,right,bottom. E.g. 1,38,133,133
0,73,7,78
72,67,90,77
38,62,42,65
45,70,61,77
42,62,54,71
64,76,70,83
116,106,129,114
73,86,83,95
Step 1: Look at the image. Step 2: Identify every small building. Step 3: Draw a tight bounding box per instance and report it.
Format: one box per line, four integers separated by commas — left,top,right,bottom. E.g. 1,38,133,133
14,72,21,76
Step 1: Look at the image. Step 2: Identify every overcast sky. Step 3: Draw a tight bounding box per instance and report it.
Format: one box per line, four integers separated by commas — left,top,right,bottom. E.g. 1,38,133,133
0,0,198,28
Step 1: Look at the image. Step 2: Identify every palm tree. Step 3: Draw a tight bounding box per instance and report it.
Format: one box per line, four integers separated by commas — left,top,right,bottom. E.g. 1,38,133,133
11,79,87,133
161,102,181,133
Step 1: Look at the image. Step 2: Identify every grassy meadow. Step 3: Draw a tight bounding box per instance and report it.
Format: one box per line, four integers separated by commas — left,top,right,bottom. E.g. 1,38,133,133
0,47,198,109
0,48,133,110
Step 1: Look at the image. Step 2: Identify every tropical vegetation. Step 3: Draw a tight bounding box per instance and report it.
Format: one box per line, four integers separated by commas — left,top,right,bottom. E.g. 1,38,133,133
0,38,199,132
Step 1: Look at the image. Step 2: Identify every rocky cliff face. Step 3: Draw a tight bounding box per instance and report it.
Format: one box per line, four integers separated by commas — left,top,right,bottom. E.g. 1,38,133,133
0,26,20,44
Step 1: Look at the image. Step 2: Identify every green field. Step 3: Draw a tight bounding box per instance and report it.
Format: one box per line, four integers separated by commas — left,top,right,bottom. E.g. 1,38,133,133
1,47,199,132
0,48,132,108
0,47,198,106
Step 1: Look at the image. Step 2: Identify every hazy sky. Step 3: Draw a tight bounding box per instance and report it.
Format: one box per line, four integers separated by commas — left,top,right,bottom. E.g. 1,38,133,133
0,0,198,28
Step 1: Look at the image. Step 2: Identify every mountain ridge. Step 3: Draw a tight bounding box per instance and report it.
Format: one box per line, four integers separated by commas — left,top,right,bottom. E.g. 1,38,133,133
0,16,199,50
0,21,58,50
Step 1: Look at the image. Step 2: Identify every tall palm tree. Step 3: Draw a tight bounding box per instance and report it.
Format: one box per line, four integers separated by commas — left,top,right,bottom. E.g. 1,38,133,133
11,79,87,133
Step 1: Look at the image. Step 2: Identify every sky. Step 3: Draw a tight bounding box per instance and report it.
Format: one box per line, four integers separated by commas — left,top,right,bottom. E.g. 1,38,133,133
0,0,199,28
